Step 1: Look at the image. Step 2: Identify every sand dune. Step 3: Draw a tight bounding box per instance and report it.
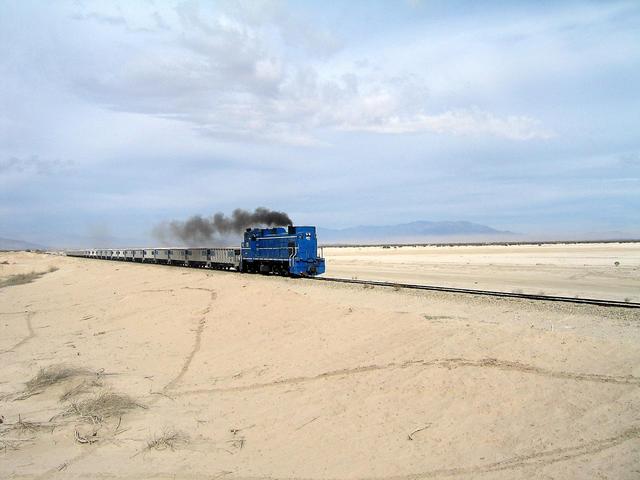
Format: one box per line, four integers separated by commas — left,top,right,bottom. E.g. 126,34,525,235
1,251,639,479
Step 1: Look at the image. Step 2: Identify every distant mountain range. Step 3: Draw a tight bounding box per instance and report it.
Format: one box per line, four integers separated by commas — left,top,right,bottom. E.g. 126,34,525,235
0,237,47,251
318,221,514,244
3,225,638,250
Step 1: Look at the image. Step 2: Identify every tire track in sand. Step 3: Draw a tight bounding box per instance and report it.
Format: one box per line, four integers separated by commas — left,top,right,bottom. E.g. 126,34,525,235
162,316,207,393
28,427,640,479
0,311,35,354
161,287,217,392
174,356,640,396
376,426,640,478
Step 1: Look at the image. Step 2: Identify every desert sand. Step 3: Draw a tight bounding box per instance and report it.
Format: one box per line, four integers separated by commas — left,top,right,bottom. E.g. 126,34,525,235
1,251,639,479
323,242,640,302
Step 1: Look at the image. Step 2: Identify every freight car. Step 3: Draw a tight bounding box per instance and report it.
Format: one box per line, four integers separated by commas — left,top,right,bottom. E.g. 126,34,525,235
66,225,325,276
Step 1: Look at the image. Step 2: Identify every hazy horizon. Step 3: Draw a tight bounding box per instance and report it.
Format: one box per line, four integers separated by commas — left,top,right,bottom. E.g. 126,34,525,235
1,1,639,246
2,218,639,250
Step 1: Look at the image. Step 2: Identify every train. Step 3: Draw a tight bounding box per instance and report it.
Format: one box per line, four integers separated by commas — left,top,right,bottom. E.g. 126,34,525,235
66,225,326,276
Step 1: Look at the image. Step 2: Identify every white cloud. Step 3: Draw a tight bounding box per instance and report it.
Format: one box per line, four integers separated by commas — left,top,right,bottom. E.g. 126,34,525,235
66,1,553,145
341,109,554,140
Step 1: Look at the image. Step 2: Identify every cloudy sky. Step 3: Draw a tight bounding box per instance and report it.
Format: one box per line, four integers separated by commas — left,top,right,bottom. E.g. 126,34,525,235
1,0,639,246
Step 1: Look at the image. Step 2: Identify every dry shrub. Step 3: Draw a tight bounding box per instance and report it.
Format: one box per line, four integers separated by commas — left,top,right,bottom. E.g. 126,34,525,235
2,415,50,435
0,272,42,288
146,428,189,451
25,365,93,393
66,392,143,423
0,438,26,451
59,378,103,402
0,267,57,289
0,415,50,451
423,314,454,320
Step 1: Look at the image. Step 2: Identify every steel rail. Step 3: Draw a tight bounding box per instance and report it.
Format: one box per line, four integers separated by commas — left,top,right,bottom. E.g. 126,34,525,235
308,276,640,309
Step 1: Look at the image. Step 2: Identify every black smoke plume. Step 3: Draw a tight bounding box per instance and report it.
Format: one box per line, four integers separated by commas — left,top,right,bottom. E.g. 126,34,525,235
153,207,293,245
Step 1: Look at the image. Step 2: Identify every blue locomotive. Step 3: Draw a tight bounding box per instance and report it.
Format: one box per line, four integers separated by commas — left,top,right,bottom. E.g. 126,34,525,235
241,225,325,276
66,225,326,277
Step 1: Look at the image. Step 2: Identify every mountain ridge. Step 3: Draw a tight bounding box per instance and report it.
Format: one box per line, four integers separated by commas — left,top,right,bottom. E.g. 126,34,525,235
317,220,514,244
0,237,48,251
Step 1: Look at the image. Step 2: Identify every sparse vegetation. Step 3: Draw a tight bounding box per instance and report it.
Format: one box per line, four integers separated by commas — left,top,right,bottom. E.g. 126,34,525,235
0,437,29,451
59,378,103,402
0,414,51,451
0,271,43,288
25,365,93,393
1,415,50,435
423,314,454,320
0,266,57,289
146,428,189,451
65,392,143,423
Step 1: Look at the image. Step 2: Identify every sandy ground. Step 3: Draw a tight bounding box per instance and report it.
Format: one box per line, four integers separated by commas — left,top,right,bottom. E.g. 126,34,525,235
1,252,639,479
322,243,640,302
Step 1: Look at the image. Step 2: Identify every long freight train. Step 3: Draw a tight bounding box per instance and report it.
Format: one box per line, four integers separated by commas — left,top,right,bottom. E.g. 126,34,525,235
66,225,325,276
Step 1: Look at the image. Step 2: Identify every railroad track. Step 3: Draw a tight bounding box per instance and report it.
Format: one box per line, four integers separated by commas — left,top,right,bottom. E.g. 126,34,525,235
68,256,639,309
309,276,640,309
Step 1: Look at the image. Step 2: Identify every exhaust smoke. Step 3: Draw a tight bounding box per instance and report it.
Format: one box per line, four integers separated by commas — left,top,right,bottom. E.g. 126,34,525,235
153,207,293,246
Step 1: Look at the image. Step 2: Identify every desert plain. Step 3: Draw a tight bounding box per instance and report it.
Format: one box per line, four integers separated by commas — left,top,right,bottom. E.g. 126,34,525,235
323,242,640,303
1,245,639,479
